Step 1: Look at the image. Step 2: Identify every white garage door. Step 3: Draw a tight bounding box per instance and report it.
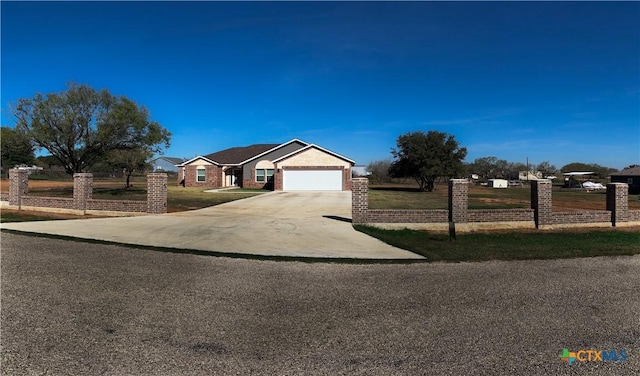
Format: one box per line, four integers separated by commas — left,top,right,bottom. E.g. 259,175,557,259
283,169,343,191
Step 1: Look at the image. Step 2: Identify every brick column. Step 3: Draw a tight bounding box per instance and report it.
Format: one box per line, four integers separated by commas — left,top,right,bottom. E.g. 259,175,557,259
8,169,29,207
147,173,168,214
274,166,283,191
351,178,368,224
343,168,352,191
531,179,552,228
73,173,93,211
607,183,628,226
448,179,468,223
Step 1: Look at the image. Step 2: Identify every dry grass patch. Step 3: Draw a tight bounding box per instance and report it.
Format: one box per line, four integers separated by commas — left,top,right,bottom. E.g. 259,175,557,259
368,182,640,211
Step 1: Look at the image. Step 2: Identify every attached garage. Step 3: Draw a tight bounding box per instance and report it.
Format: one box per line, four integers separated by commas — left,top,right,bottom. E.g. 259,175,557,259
273,144,355,191
283,169,343,191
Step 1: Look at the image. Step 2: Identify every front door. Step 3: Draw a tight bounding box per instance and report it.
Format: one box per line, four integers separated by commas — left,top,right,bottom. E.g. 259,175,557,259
226,169,241,187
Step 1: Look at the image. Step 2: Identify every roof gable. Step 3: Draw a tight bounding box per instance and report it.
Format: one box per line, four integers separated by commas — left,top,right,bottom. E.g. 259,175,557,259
178,155,219,167
272,144,355,165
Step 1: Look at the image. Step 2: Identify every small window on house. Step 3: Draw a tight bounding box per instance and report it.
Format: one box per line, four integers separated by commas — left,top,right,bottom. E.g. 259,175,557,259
256,169,275,182
197,168,206,182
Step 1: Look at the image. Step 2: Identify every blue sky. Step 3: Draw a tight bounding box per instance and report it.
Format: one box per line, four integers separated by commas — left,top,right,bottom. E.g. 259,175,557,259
2,1,639,170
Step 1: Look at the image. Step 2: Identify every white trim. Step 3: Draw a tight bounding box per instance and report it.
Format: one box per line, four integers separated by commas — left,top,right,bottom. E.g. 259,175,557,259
196,167,206,182
562,172,595,176
272,144,355,165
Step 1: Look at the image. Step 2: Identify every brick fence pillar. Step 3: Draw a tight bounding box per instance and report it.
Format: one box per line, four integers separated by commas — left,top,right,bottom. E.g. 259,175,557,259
531,179,552,228
73,173,93,212
607,183,628,226
351,178,368,224
8,168,29,207
448,179,468,223
147,173,168,214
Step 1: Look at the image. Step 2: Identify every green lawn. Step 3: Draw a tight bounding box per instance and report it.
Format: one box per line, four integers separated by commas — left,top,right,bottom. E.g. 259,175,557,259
355,225,640,262
368,185,449,209
166,186,263,212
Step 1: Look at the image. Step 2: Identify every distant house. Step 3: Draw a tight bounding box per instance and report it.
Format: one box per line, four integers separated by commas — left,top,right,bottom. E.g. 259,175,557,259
610,166,640,194
519,171,542,181
149,157,185,173
177,139,354,191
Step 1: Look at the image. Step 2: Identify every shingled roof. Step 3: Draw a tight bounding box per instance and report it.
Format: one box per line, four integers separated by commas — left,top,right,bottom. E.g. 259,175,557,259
204,144,280,165
159,157,186,165
613,166,640,176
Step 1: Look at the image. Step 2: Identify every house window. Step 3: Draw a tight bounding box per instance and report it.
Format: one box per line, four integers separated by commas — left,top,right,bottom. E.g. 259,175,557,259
197,168,206,182
256,169,274,182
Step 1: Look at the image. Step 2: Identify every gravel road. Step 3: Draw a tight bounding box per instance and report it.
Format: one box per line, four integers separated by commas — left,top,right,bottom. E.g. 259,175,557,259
2,232,638,375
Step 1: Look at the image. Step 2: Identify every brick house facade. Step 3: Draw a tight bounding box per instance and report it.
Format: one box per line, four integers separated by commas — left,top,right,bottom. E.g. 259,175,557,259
177,140,354,191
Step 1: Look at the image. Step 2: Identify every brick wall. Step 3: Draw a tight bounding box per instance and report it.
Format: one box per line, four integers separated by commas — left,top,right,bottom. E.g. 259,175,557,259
342,167,352,191
351,178,636,231
21,196,75,209
73,173,93,212
86,199,146,212
468,209,534,222
351,178,368,224
551,211,611,224
607,183,628,225
367,209,449,223
183,165,221,188
147,173,167,214
448,179,468,223
531,180,552,227
629,210,640,222
6,170,166,215
0,192,8,201
8,169,28,206
274,168,283,191
242,168,273,189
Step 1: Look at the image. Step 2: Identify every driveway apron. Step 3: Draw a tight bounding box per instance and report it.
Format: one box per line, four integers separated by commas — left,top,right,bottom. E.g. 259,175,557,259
1,191,423,259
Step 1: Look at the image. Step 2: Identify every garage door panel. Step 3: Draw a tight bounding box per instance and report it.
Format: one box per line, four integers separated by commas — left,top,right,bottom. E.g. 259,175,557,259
283,170,342,191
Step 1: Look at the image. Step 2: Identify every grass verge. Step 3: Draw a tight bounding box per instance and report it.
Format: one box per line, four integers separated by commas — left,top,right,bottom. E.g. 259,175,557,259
354,225,640,262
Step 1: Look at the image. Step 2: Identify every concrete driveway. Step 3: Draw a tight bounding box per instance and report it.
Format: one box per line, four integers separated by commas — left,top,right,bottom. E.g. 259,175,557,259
1,191,422,259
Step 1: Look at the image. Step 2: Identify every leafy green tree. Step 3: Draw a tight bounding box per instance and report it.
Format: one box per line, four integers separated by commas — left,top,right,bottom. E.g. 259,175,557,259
468,156,510,180
561,162,617,178
507,162,527,180
1,126,35,170
10,83,171,175
390,131,467,192
536,161,558,177
35,155,64,169
106,148,153,188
